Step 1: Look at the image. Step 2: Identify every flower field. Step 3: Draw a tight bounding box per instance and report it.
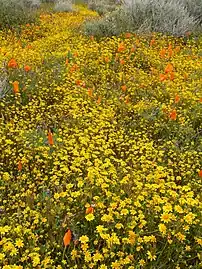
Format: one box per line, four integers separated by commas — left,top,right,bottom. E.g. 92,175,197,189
0,6,202,269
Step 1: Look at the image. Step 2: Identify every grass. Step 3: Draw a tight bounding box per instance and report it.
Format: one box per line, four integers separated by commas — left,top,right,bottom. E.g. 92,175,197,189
0,3,202,269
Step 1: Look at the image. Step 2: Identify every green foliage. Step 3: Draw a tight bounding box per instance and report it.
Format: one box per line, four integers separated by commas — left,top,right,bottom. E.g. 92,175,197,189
0,0,40,30
83,0,200,38
87,0,120,15
53,0,74,12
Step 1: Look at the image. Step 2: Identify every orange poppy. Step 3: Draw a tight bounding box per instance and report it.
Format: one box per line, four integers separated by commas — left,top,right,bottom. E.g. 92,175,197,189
160,48,166,58
175,46,180,53
150,39,155,46
168,49,173,58
169,110,177,120
65,59,69,65
63,229,72,247
199,170,202,177
199,98,202,103
76,80,82,86
117,43,125,52
131,47,135,53
13,81,19,94
160,74,167,82
168,43,172,50
135,39,140,46
121,85,127,92
26,44,32,49
125,95,130,104
70,64,78,73
175,95,180,103
125,33,132,38
8,58,18,68
165,63,173,73
170,72,175,81
86,206,94,214
48,129,54,146
24,65,31,72
104,56,109,63
87,88,93,97
18,161,22,171
97,96,102,104
120,59,125,65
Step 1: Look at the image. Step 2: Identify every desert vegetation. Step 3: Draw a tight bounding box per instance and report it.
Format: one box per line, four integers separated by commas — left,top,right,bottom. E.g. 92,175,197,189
0,1,202,268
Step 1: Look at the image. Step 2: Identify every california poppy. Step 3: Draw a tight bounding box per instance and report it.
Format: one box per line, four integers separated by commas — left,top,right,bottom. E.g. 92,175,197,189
170,72,175,81
117,43,125,53
160,48,166,58
86,206,94,214
70,64,78,73
168,49,173,58
169,110,177,120
8,58,18,68
97,96,102,105
175,46,180,53
13,81,19,94
105,57,110,63
150,39,155,46
65,59,69,65
120,59,125,65
168,43,172,50
125,95,130,104
63,229,72,247
199,98,202,103
125,33,132,38
76,80,82,86
131,47,135,53
199,170,202,177
18,161,22,171
160,74,167,82
48,129,54,146
24,65,31,72
165,63,173,73
175,95,180,103
87,88,93,97
121,85,127,92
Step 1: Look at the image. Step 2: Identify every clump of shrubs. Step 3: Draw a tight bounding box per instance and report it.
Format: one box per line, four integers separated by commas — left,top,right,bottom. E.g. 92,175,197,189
83,0,201,37
53,0,74,12
87,0,120,15
0,0,40,30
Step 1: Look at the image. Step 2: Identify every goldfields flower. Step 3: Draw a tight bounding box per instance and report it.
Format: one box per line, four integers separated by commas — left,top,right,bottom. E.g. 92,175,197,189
85,213,95,221
79,235,89,244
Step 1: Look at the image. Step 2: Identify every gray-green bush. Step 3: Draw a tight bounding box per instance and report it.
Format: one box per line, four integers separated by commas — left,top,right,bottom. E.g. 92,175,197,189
0,0,40,30
83,0,200,37
180,0,202,24
53,0,74,12
87,0,120,15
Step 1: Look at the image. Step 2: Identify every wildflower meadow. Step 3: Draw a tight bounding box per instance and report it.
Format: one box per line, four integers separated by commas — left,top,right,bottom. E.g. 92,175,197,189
0,0,202,268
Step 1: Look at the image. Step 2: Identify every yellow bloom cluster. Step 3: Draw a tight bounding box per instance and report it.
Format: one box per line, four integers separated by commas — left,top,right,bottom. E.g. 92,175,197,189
0,6,202,269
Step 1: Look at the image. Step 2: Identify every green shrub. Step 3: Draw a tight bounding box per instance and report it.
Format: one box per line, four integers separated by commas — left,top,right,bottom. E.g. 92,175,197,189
53,0,74,12
87,0,120,15
83,0,199,38
0,0,40,30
